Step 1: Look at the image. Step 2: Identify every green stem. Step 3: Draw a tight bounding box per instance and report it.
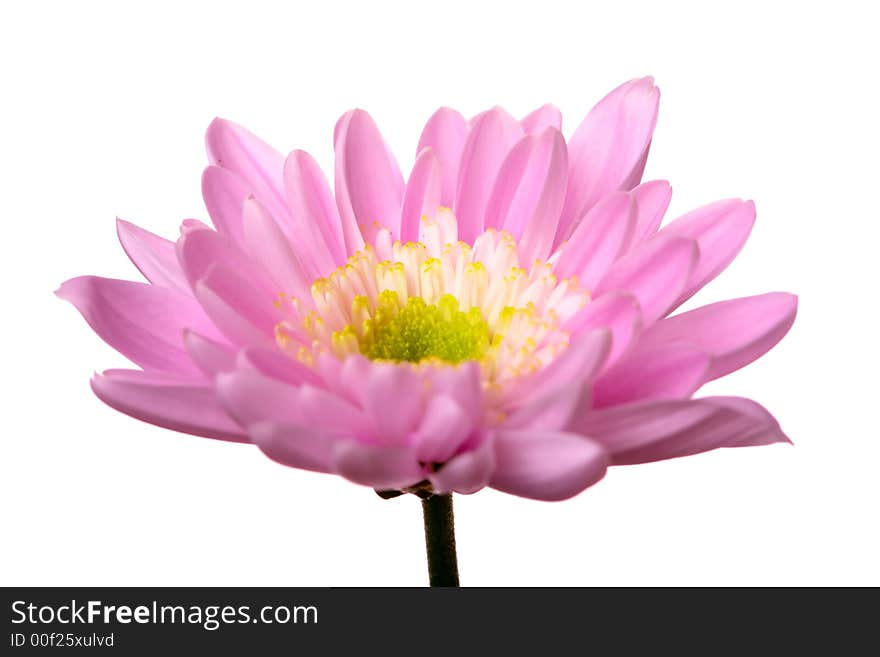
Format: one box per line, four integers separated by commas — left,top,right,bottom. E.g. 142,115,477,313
421,493,460,587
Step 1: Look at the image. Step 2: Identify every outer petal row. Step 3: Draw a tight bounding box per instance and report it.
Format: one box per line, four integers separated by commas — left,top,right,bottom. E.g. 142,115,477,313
56,276,221,376
557,77,660,248
579,396,790,465
91,369,247,442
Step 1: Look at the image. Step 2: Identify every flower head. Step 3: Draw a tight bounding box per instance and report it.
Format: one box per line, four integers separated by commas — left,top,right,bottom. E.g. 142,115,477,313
58,77,797,501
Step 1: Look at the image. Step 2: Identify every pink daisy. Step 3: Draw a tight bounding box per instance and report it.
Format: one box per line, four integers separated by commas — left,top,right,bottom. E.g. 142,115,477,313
58,77,796,583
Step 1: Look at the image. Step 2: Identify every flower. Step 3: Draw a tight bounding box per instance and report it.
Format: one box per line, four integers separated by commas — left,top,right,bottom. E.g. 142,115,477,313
58,77,797,501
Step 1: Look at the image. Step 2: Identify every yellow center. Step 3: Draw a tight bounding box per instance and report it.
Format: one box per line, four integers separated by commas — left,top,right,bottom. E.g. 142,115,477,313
273,216,591,384
338,291,490,364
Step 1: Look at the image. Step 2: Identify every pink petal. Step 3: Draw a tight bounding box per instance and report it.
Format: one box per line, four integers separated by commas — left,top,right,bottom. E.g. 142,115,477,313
520,104,562,133
502,383,587,432
556,77,660,248
562,292,642,368
362,363,424,446
249,421,338,473
430,439,494,495
205,118,288,225
631,179,672,243
619,142,651,191
454,107,523,243
296,384,372,436
57,276,217,376
91,369,246,442
481,136,538,233
241,197,311,300
180,218,211,234
592,344,710,408
416,107,468,206
426,361,484,427
516,131,568,265
333,442,423,490
216,363,302,427
283,149,346,272
708,397,794,447
400,148,442,244
334,353,373,406
116,219,189,294
183,330,236,375
595,235,698,325
373,227,393,259
484,128,568,263
331,112,366,253
637,292,798,381
580,396,790,465
310,350,342,390
238,347,324,387
193,265,281,346
175,224,275,295
554,191,636,289
413,395,473,464
334,109,404,244
660,199,756,307
504,329,610,407
317,353,389,411
201,165,251,246
490,430,609,501
217,367,368,437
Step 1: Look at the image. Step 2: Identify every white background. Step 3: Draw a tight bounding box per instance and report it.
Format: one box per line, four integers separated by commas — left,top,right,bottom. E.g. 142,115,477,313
2,0,878,586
